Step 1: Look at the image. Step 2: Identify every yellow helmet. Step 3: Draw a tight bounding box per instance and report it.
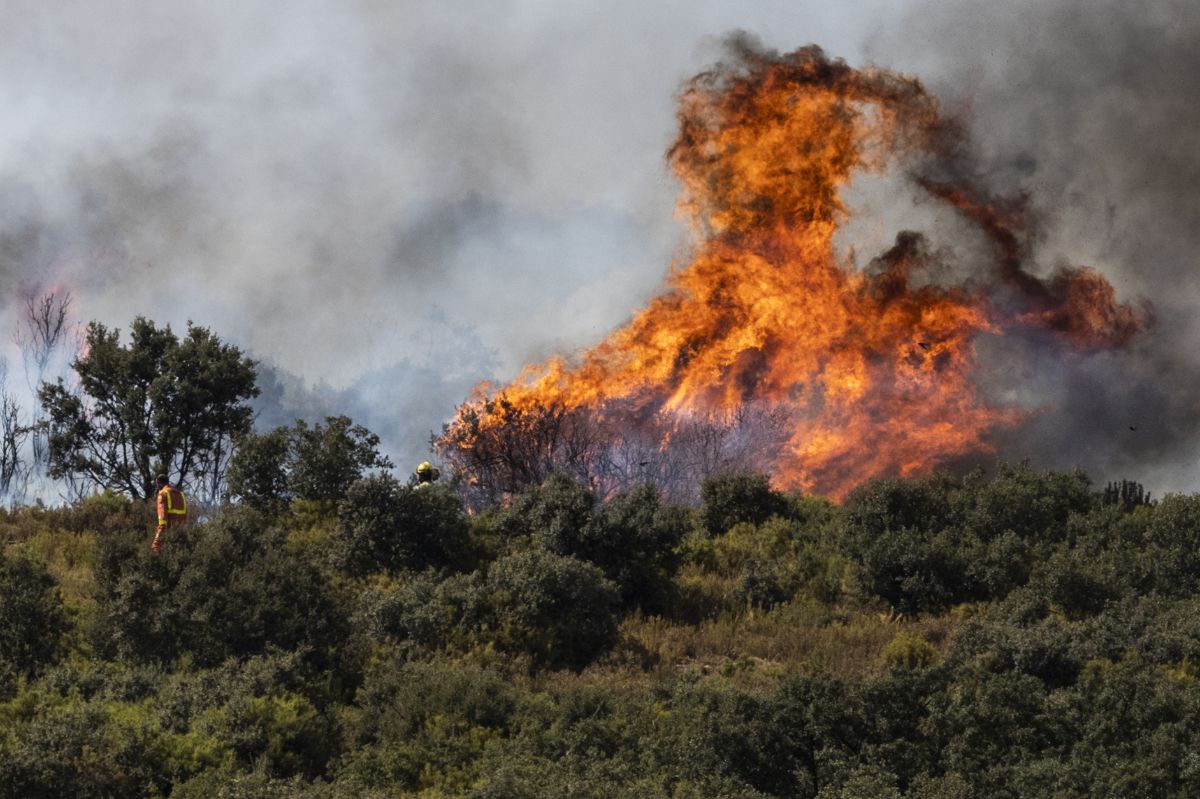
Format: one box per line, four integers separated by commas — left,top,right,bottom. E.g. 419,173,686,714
416,461,433,474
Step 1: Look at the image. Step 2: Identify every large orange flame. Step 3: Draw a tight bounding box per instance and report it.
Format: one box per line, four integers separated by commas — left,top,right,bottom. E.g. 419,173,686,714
438,43,1144,501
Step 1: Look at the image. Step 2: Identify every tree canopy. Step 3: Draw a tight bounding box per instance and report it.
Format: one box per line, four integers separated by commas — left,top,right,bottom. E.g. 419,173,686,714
228,415,393,505
39,317,259,500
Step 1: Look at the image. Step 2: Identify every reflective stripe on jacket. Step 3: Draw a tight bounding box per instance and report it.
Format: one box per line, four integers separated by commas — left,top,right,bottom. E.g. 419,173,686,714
157,485,187,527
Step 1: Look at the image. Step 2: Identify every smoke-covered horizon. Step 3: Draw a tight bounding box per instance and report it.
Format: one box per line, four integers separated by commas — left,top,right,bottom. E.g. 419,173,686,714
1,0,1197,493
864,0,1200,495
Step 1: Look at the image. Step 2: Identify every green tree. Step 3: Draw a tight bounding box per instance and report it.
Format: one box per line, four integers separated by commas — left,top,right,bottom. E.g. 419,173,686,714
287,416,392,502
225,427,291,507
39,317,259,500
228,416,393,505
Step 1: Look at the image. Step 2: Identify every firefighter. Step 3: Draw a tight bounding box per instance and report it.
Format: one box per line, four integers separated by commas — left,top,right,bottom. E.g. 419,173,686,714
152,474,187,553
415,461,440,488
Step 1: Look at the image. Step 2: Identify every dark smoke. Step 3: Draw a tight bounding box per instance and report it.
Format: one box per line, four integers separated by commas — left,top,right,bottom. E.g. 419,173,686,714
868,0,1200,493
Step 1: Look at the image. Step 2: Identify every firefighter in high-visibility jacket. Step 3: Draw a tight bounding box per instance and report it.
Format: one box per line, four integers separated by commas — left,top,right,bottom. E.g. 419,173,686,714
415,461,440,488
152,474,187,554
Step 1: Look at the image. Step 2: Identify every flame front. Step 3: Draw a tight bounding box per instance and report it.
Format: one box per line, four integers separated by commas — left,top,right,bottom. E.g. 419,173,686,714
439,44,1144,500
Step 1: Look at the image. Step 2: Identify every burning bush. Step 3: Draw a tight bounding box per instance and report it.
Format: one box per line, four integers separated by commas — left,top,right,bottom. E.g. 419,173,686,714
437,393,790,506
436,43,1145,503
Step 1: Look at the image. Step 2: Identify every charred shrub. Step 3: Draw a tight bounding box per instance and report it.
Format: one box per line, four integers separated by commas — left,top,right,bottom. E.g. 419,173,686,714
336,476,469,575
700,472,786,536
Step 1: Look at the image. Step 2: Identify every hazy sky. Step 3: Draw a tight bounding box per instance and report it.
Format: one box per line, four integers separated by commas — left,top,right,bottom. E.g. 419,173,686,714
2,0,1196,491
0,0,900,383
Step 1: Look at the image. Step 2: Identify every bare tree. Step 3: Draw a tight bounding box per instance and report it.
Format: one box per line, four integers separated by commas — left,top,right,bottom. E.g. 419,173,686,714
0,361,30,501
14,289,74,386
190,429,237,506
13,289,76,472
436,396,611,508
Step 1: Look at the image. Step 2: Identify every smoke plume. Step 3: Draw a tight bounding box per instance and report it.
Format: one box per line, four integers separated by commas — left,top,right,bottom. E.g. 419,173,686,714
436,35,1150,501
866,0,1200,493
1,0,1196,495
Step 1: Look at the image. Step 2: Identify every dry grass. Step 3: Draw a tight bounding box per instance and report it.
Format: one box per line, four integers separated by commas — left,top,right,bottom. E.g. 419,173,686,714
624,600,963,682
6,528,98,607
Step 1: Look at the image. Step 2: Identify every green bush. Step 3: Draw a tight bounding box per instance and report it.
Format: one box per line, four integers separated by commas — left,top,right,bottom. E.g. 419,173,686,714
844,466,1096,614
567,483,689,612
959,462,1093,544
485,549,620,669
699,473,785,536
90,509,346,666
843,475,956,542
855,528,976,614
712,516,843,609
505,472,596,543
229,415,393,505
922,667,1058,789
336,476,469,575
654,676,864,798
1142,494,1200,596
0,690,228,799
197,691,329,777
815,765,902,799
0,551,68,693
356,548,620,670
357,570,485,653
1033,543,1130,620
499,475,688,612
342,659,518,792
878,632,939,672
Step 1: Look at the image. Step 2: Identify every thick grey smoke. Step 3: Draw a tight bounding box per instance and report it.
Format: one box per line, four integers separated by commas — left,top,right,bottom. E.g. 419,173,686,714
863,0,1200,494
0,0,898,474
3,0,1193,493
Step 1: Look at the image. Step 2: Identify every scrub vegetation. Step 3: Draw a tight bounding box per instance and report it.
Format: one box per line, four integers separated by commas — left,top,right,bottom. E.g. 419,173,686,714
3,457,1197,798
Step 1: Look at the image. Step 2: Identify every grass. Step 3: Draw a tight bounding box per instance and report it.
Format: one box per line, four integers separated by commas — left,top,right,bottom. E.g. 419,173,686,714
624,598,962,682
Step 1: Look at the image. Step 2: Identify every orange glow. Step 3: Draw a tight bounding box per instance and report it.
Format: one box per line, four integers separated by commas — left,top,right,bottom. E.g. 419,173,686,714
439,45,1144,500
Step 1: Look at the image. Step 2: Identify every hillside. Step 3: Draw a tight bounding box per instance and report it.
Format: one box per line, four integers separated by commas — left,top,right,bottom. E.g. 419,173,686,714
2,464,1199,798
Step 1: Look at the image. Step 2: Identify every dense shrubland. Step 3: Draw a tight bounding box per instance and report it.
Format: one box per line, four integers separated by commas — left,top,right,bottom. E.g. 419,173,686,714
3,461,1200,797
